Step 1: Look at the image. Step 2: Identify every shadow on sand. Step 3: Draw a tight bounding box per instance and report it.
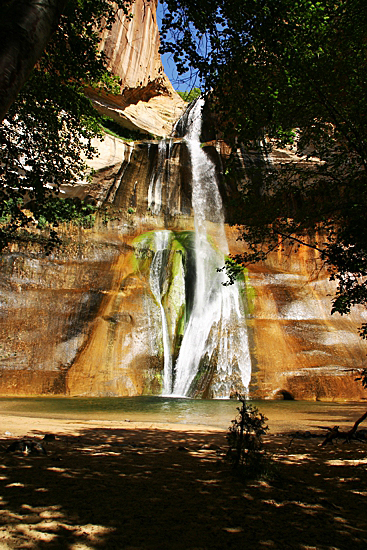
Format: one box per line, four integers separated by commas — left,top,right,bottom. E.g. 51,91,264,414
0,426,367,549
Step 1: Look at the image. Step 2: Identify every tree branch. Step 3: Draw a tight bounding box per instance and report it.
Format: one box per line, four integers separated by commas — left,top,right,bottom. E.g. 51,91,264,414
275,231,325,255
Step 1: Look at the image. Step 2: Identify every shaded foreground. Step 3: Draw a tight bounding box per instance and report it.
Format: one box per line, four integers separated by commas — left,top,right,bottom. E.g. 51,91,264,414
0,417,366,549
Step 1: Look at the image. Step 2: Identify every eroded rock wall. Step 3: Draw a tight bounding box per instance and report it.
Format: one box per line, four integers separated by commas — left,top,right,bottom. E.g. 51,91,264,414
1,135,367,400
0,140,195,397
227,228,367,400
0,231,121,395
86,0,185,136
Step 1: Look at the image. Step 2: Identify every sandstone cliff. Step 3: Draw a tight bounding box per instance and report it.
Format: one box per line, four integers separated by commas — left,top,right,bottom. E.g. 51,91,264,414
1,130,367,400
86,0,185,137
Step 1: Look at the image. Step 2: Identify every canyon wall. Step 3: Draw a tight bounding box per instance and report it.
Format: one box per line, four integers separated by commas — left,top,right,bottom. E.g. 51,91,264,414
1,132,366,400
86,0,185,137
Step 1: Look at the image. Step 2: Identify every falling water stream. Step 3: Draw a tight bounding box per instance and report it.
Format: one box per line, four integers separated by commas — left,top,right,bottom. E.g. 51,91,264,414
149,230,173,395
148,139,172,213
140,99,252,397
170,98,252,397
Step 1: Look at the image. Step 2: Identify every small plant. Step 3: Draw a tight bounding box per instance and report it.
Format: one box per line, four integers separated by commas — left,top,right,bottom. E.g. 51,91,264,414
226,393,269,477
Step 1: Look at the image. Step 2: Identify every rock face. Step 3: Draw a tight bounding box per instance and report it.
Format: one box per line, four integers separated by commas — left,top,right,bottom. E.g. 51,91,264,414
1,121,367,400
242,239,367,401
85,0,185,137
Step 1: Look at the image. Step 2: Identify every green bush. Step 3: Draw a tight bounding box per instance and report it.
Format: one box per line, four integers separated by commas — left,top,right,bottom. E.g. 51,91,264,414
226,394,269,478
0,198,23,223
33,197,97,229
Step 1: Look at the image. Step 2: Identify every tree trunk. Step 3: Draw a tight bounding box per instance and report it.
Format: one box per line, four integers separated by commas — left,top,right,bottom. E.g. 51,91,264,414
0,0,67,122
345,410,367,440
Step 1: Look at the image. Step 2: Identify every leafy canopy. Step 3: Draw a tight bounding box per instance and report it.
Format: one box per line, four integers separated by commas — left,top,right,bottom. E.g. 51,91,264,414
0,0,133,251
160,0,367,330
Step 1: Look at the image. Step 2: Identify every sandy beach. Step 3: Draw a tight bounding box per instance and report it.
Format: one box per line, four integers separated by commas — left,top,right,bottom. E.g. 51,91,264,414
0,410,366,549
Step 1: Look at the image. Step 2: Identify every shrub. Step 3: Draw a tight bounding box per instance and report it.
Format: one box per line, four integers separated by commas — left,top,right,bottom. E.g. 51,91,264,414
226,393,269,477
33,197,97,229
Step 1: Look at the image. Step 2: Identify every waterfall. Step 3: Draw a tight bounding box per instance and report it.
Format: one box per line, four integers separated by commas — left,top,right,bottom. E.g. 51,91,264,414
148,230,173,394
140,98,252,398
171,98,252,397
148,139,172,214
